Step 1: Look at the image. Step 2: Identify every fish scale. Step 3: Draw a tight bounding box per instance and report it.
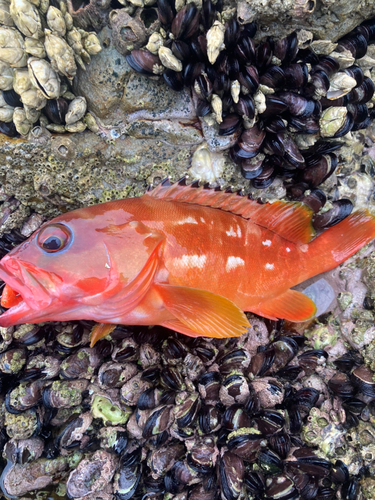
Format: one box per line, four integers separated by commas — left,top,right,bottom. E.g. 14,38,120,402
0,180,374,343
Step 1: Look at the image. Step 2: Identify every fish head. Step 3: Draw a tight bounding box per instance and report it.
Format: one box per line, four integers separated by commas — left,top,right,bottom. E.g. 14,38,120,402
0,206,164,326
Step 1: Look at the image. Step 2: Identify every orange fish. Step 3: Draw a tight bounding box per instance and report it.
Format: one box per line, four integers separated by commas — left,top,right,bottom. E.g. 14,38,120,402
0,180,375,344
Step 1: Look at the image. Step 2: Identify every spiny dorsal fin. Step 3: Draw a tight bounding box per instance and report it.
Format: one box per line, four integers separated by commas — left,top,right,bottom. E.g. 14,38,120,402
145,178,316,244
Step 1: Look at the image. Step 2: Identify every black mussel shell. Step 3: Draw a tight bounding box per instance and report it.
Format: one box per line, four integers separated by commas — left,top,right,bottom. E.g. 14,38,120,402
219,452,245,500
199,404,222,434
256,39,273,69
222,404,251,430
278,92,318,118
143,405,172,439
344,65,364,86
44,98,69,125
260,96,288,119
235,35,255,64
184,62,205,87
337,32,368,59
301,188,326,213
313,56,340,78
126,50,161,76
241,158,264,180
341,478,360,500
262,133,285,156
279,132,305,168
260,65,285,88
258,449,283,475
264,116,286,133
268,432,291,459
288,115,320,134
163,70,184,91
274,32,298,62
238,65,259,92
172,39,192,61
347,76,375,104
284,63,309,88
115,449,142,500
2,89,22,107
0,121,17,137
202,0,215,30
351,365,375,397
225,18,240,51
265,475,299,500
196,99,211,117
313,199,353,230
253,410,285,435
219,114,242,136
233,94,255,119
235,125,266,157
171,4,199,40
301,153,337,188
244,471,265,496
157,0,175,26
328,372,354,397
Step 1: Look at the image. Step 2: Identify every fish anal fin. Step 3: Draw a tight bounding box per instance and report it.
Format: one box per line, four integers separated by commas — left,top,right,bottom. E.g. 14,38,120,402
90,323,116,347
145,182,315,244
155,284,250,338
253,289,317,322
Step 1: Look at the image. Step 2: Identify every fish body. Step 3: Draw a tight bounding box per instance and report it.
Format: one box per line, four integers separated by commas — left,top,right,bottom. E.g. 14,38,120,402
0,180,375,340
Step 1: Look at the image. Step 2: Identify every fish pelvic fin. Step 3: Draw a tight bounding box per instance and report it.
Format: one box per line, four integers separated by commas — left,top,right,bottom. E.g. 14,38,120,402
90,323,117,347
154,284,250,338
299,209,375,281
252,289,317,322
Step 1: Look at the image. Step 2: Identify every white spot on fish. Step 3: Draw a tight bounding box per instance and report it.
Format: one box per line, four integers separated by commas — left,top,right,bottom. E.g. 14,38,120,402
226,226,237,237
200,217,206,223
226,256,245,272
175,254,207,269
177,216,198,225
236,225,242,237
262,240,271,247
265,263,274,270
286,247,290,252
300,244,309,253
105,263,110,269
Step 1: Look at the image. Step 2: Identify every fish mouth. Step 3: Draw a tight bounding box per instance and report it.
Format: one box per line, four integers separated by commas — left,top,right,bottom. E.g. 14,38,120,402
0,256,63,327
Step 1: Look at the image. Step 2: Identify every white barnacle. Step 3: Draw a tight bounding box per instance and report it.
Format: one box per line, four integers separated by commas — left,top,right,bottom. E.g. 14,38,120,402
189,142,225,184
262,240,271,247
231,80,240,103
146,32,164,55
226,256,245,272
158,46,183,72
206,20,225,64
327,72,356,100
211,93,223,124
265,263,274,270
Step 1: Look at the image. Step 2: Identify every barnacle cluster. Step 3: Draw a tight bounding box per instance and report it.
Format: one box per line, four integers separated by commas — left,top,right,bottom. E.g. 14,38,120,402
0,228,373,499
0,0,101,136
126,0,375,197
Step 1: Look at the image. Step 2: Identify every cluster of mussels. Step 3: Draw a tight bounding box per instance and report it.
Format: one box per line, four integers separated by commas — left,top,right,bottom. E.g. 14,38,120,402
0,234,372,499
0,0,102,136
126,0,375,194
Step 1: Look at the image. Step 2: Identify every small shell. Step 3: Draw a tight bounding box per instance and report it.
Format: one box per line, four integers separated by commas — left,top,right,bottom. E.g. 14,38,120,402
39,0,48,14
24,104,40,123
20,87,46,110
231,79,240,103
254,89,267,114
158,46,182,72
9,0,43,39
46,6,66,37
319,106,348,137
326,73,357,100
13,68,31,95
46,123,66,132
65,96,87,125
211,93,223,124
0,101,14,122
65,120,87,133
0,61,14,91
146,32,164,55
24,37,46,58
83,32,101,55
0,0,14,26
13,106,33,135
83,112,99,133
0,26,27,67
206,20,225,64
44,29,77,79
28,57,61,99
64,12,73,31
67,27,84,56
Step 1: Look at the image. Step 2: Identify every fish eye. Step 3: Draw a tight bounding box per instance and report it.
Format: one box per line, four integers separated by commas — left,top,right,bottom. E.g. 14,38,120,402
37,224,72,253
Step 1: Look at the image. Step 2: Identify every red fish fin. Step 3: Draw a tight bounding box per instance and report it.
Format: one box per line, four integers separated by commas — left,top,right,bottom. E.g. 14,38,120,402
154,284,250,338
299,209,375,281
90,323,117,347
253,289,317,322
145,181,315,244
161,319,202,338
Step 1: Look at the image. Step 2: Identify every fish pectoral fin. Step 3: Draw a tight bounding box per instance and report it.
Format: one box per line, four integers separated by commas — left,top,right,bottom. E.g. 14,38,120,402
161,319,202,338
155,284,250,338
90,323,117,347
254,289,317,322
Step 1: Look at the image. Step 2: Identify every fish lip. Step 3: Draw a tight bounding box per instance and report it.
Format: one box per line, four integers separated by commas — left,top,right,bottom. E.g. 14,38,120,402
0,257,58,326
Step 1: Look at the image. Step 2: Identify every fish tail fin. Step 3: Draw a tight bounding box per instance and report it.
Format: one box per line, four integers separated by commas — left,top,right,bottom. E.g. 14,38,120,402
305,210,375,278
